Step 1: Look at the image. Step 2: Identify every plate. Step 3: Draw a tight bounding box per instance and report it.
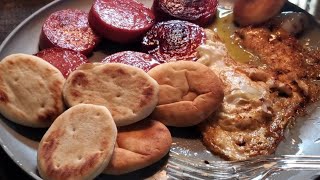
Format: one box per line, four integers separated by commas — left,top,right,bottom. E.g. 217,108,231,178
0,0,320,179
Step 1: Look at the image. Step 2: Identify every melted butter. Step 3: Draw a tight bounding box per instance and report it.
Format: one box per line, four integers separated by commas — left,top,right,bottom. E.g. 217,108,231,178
208,8,256,63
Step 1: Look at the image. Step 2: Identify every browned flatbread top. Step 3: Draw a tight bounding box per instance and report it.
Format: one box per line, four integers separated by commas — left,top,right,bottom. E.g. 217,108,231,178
63,63,159,126
148,61,224,127
37,104,117,180
104,120,172,175
0,54,65,127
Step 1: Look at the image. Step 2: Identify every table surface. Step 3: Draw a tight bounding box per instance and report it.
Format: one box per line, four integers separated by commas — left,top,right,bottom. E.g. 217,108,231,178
0,0,320,179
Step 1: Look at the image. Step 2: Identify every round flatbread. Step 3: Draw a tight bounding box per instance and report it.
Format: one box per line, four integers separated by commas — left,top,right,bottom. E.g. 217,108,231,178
148,61,224,127
37,104,117,180
104,120,172,175
0,54,65,128
63,63,159,126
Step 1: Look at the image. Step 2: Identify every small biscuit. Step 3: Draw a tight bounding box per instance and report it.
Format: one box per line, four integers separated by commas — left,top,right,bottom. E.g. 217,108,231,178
104,120,172,175
148,61,224,127
63,63,159,126
0,54,65,127
37,104,117,180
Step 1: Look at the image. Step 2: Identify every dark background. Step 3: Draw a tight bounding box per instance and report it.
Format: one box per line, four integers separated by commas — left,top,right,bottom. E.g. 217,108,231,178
0,0,320,180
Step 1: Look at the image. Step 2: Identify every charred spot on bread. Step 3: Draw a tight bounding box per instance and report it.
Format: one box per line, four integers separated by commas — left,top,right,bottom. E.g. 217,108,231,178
0,90,9,103
140,85,155,107
40,130,64,162
37,110,56,123
116,68,126,75
71,72,89,87
46,153,101,179
70,90,81,99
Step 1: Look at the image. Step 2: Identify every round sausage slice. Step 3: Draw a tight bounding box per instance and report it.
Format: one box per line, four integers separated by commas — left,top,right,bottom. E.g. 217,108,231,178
102,51,161,72
152,0,218,26
142,20,206,62
39,9,100,56
88,0,155,44
36,48,88,78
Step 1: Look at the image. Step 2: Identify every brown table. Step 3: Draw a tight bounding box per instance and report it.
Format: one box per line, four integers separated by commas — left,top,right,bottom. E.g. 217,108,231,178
0,0,319,180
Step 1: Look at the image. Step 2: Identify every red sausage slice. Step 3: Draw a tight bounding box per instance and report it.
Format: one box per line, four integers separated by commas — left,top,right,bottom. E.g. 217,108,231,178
142,20,206,62
88,0,155,44
36,48,88,78
102,51,160,72
152,0,218,26
39,9,100,56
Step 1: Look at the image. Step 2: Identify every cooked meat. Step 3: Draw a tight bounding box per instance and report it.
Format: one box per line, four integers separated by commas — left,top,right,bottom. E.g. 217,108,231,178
197,27,320,160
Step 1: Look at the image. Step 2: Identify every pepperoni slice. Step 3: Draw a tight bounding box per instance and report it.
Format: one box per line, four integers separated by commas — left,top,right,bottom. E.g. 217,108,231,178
36,48,88,78
141,20,206,62
152,0,218,26
39,9,100,56
89,0,155,44
102,51,160,72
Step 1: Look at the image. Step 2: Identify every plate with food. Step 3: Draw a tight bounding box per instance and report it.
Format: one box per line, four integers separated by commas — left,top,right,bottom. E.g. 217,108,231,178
0,0,320,179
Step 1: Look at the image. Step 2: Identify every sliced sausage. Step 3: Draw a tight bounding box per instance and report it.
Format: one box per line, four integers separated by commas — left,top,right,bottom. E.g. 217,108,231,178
89,0,155,44
152,0,218,26
36,48,88,78
141,20,206,62
39,9,100,56
102,51,160,72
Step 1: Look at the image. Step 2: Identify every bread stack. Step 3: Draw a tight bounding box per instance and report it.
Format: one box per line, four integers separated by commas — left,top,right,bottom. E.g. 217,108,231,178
0,53,223,179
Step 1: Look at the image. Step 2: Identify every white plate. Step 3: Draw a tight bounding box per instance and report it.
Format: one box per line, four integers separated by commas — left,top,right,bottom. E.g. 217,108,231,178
0,0,320,179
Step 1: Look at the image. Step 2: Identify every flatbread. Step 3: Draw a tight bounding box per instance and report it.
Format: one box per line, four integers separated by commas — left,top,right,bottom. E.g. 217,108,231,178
37,104,117,180
63,63,159,126
148,61,224,127
104,120,172,175
0,54,65,127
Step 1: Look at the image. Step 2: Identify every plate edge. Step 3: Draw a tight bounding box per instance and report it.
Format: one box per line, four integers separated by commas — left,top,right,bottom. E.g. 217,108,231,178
0,0,64,179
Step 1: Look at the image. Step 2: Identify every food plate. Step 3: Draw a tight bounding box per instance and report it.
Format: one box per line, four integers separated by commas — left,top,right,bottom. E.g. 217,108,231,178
0,0,320,179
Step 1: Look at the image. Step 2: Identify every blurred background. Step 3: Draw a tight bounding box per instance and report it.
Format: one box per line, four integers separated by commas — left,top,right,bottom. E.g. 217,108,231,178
289,0,320,21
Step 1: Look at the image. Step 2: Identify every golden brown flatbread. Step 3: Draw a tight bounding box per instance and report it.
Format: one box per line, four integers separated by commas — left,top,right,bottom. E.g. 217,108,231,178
104,120,172,175
0,54,65,127
148,61,224,127
63,63,159,126
37,104,117,180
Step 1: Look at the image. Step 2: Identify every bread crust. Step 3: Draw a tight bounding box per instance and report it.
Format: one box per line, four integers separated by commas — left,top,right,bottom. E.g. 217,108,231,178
148,61,224,127
104,120,172,175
